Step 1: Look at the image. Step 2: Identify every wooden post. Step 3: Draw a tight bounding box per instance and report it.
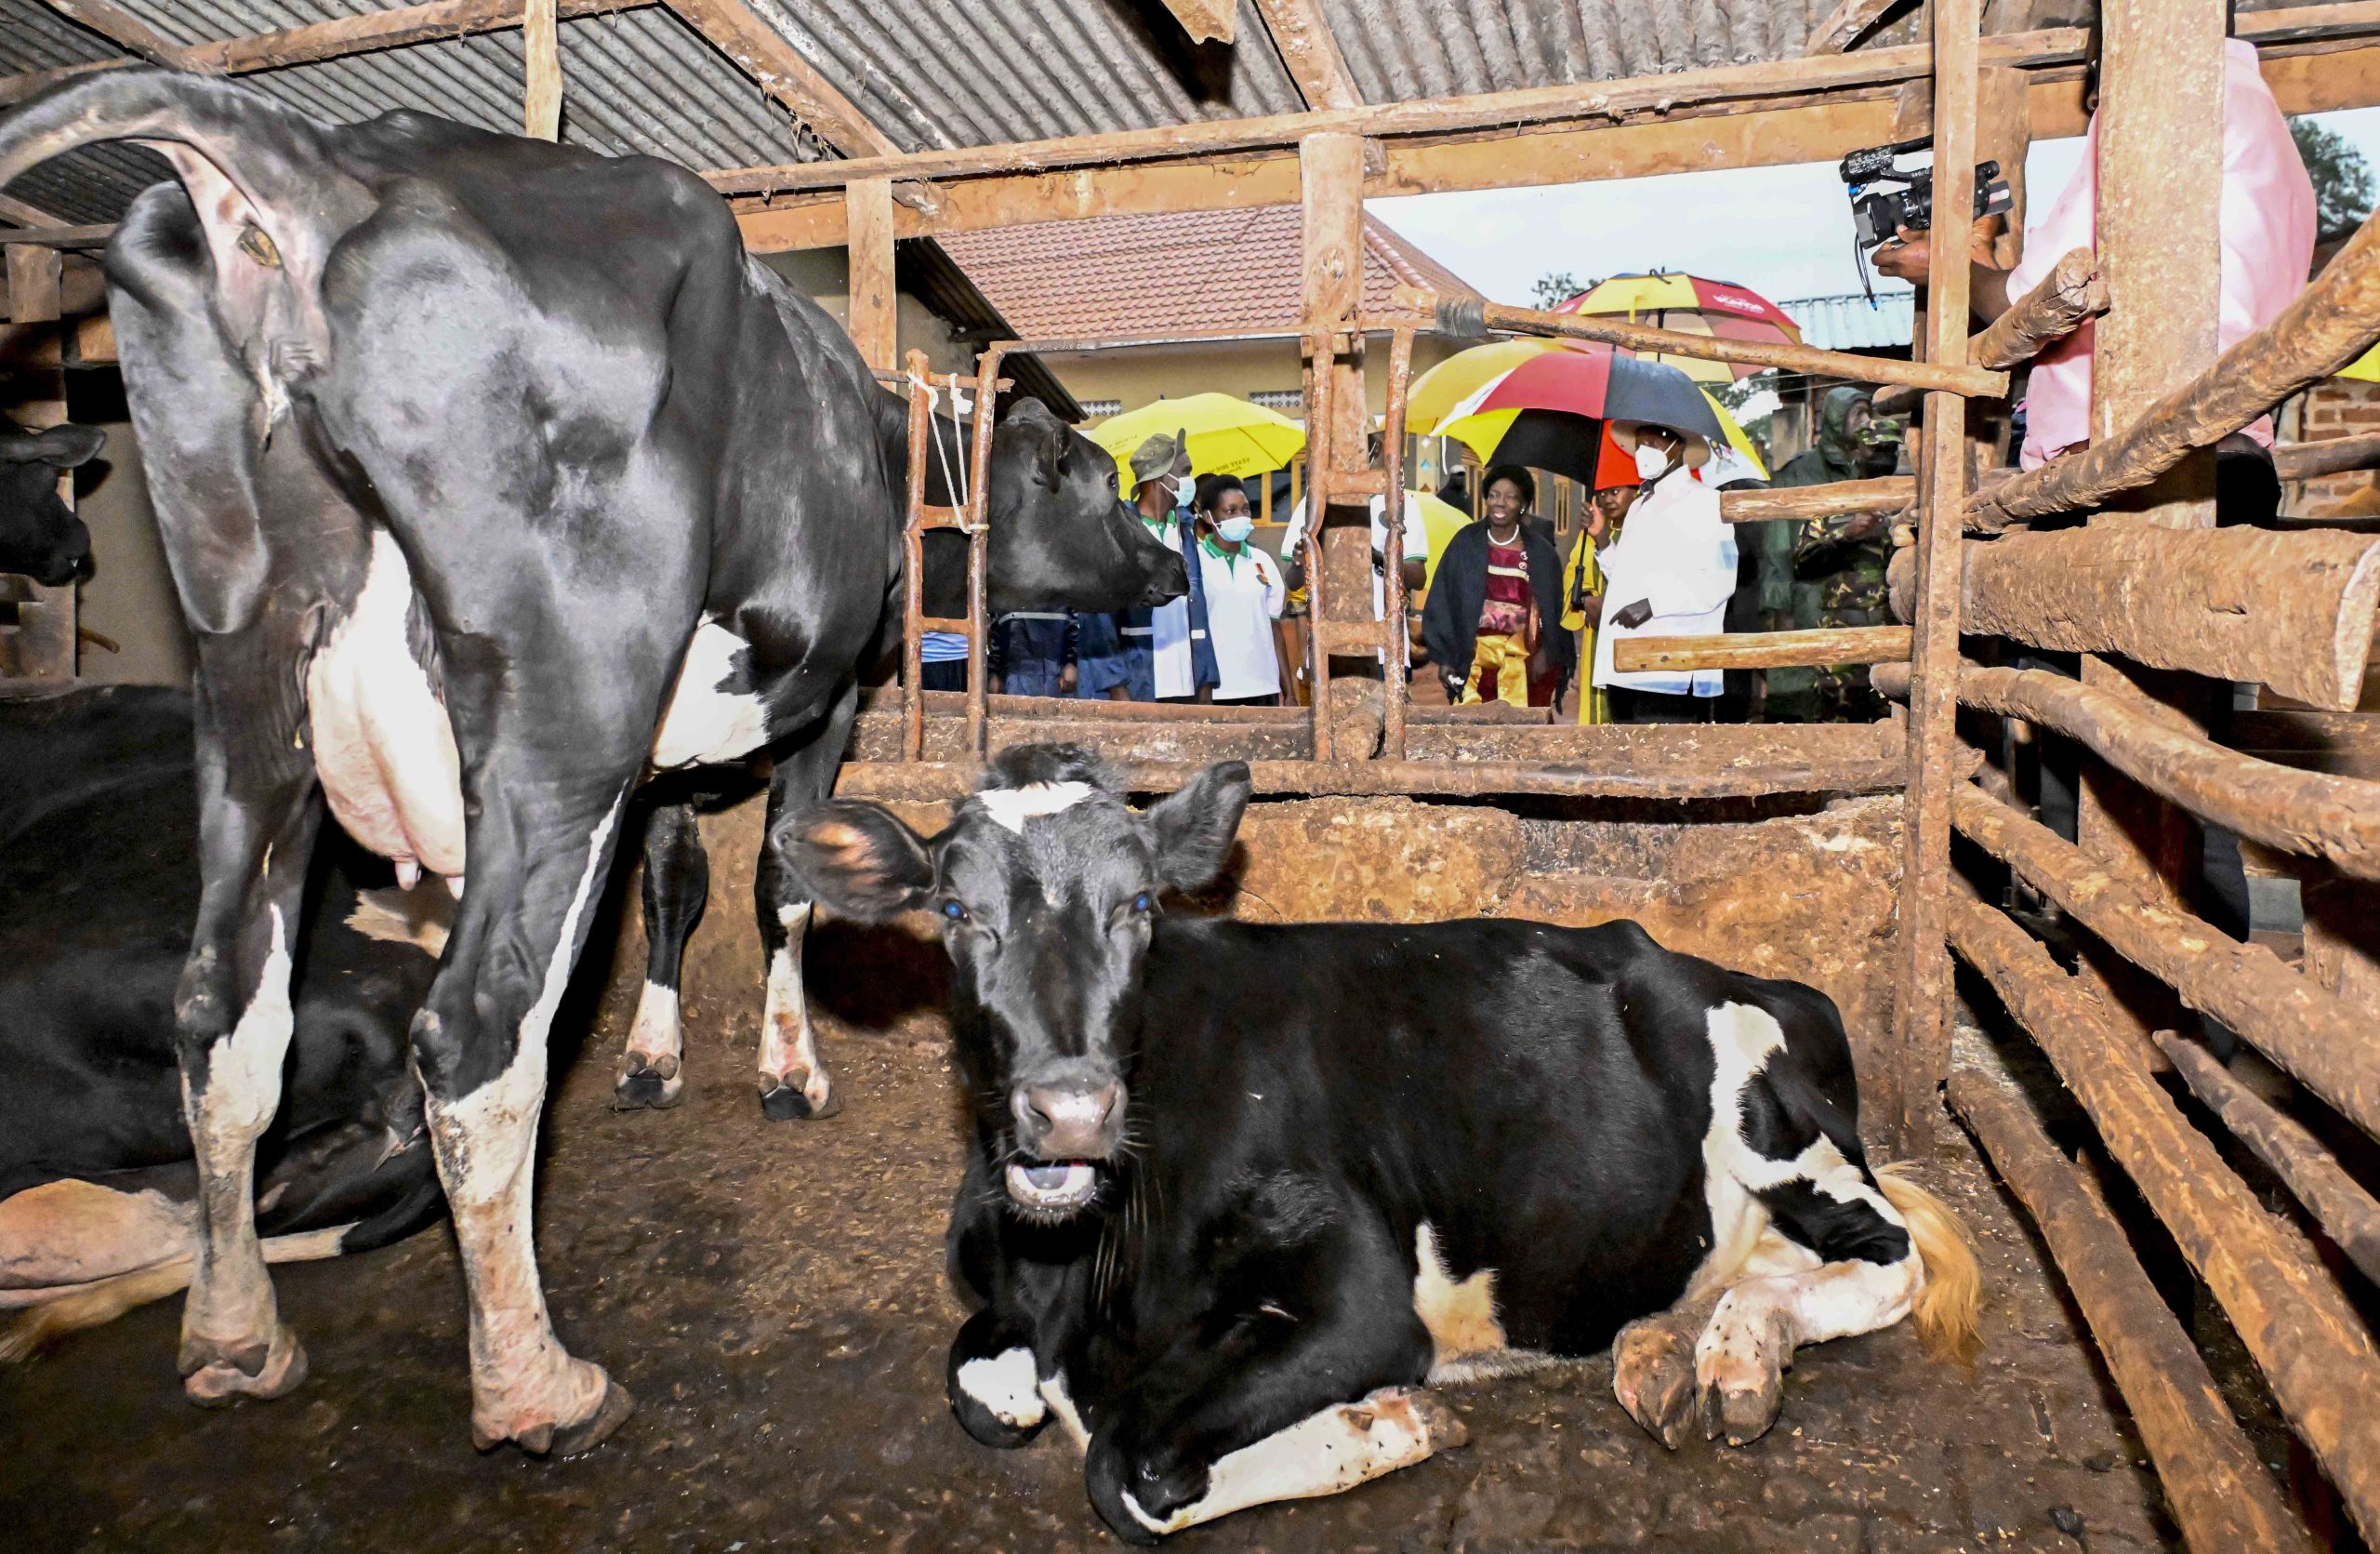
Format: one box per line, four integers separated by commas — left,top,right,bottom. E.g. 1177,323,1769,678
2074,0,2228,1038
1888,0,1978,1151
844,177,898,373
522,0,561,140
1300,131,1368,761
0,243,73,686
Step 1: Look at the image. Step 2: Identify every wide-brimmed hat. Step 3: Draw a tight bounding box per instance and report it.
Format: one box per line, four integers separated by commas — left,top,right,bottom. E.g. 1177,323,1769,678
1130,430,1192,485
1607,419,1712,471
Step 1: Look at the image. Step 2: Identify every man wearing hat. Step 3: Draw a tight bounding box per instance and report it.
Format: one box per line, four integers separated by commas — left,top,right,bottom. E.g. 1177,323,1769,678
1589,420,1739,722
1076,430,1217,702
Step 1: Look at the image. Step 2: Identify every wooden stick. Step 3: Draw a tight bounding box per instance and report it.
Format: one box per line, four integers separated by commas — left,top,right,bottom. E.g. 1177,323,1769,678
1805,0,1906,54
843,179,897,372
1892,0,1981,1150
1952,781,2380,1139
2274,429,2380,482
1874,658,2380,880
2156,1030,2380,1289
1948,1052,2319,1554
1889,524,2380,710
1972,196,2380,528
1612,625,1911,673
1947,891,2380,1545
521,0,561,141
1719,476,1913,522
43,0,186,66
1970,246,2106,368
0,224,113,251
1409,288,2006,399
663,0,902,159
1251,0,1360,109
178,0,651,75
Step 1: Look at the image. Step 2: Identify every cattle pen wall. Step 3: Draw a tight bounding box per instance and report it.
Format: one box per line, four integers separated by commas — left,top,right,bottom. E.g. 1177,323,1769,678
15,1,2380,1548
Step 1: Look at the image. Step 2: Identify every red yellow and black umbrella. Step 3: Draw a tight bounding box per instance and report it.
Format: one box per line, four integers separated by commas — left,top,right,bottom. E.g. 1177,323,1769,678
1425,339,1737,486
1554,272,1803,384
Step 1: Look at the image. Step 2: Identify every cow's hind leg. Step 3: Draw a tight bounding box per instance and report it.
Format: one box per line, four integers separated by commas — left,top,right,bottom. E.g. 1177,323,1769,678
1612,1284,1726,1451
754,684,859,1122
414,773,638,1454
615,801,706,1109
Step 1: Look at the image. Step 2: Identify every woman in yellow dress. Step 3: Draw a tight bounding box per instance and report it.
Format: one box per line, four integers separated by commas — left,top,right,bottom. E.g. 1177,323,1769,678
1561,456,1642,725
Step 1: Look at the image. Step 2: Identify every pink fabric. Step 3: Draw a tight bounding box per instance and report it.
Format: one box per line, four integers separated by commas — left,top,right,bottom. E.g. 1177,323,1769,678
2006,38,2316,469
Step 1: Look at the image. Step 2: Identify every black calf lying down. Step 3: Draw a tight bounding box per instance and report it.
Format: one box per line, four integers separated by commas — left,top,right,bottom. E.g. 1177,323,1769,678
1,687,443,1367
794,746,1980,1543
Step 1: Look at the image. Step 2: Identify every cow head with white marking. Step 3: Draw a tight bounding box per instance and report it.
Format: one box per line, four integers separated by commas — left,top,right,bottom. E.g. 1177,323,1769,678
984,400,1186,615
0,418,104,587
788,745,1250,1222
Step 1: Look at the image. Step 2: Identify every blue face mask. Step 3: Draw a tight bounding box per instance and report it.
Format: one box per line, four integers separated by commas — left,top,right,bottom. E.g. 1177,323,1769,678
1216,515,1255,543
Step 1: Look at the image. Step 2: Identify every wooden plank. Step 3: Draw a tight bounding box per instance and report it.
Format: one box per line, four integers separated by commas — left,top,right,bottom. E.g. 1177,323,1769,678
1890,0,1979,1150
2156,1030,2380,1289
1301,130,1367,764
1251,0,1360,110
2276,430,2380,481
1946,891,2380,1547
42,0,185,66
522,0,561,140
178,0,651,75
1897,525,2380,711
1721,476,1912,522
1948,1052,2319,1554
0,223,112,252
664,0,902,159
1156,0,1236,45
1975,65,2031,270
1953,781,2380,1137
5,245,63,325
1612,625,1911,674
1805,0,1906,55
843,177,896,372
1877,658,2380,880
1970,246,2104,368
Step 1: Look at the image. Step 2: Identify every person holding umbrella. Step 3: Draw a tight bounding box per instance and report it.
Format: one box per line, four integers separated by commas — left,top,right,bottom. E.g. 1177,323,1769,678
1422,464,1569,709
1591,422,1739,723
1560,429,1644,725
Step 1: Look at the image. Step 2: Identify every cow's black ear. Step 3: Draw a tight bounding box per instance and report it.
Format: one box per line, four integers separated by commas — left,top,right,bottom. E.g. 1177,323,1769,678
783,800,935,922
1034,419,1067,491
3,424,105,469
1145,760,1252,892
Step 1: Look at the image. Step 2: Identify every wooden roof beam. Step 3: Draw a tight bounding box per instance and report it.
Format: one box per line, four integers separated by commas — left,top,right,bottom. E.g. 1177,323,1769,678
1251,0,1362,110
177,0,652,75
1156,0,1237,46
1805,0,1911,55
42,0,185,66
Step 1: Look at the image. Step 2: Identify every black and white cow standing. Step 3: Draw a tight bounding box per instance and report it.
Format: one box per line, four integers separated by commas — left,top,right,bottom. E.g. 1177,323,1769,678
0,415,106,586
2,685,446,1362
0,72,1180,1456
792,747,1983,1543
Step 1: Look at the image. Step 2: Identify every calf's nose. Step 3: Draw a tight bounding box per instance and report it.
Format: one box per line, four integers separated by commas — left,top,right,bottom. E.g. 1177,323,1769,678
1014,1080,1122,1160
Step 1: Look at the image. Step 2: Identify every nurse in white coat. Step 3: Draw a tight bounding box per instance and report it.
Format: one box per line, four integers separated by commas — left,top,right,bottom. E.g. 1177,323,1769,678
1193,476,1288,705
1591,421,1738,723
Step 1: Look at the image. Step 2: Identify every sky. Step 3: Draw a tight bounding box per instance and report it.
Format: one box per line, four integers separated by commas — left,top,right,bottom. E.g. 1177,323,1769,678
1369,106,2380,312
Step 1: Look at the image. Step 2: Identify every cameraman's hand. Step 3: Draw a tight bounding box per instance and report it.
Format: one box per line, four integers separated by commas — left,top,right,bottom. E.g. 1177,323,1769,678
1872,227,1930,283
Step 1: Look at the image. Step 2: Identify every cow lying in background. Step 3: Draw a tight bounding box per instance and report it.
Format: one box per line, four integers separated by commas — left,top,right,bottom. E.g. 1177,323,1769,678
1,686,443,1366
791,746,1981,1543
0,416,106,586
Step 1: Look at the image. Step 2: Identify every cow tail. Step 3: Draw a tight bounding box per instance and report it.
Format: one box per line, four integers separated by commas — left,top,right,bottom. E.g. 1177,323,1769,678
0,1225,354,1362
1875,1163,1983,1366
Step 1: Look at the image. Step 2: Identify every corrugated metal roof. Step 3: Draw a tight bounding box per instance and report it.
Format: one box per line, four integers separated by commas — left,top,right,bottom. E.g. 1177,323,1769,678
1779,290,1915,352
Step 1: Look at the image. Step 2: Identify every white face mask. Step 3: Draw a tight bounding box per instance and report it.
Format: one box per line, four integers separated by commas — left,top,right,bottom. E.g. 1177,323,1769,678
1216,514,1255,543
1634,443,1673,483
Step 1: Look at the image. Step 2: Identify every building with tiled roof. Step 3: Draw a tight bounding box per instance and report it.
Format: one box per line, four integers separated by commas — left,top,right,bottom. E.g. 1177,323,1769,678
938,206,1483,453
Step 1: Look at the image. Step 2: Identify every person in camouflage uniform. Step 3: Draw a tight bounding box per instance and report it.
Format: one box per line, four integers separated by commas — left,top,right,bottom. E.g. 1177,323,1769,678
1788,389,1904,721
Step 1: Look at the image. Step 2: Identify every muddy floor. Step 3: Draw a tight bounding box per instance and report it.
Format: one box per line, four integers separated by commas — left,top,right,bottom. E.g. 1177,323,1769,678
3,938,2175,1553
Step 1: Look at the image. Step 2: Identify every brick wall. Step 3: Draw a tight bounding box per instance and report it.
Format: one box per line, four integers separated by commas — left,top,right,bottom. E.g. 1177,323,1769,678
2296,377,2380,511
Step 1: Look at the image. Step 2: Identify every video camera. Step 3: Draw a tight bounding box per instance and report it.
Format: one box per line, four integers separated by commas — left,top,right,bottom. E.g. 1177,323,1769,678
1840,137,2014,297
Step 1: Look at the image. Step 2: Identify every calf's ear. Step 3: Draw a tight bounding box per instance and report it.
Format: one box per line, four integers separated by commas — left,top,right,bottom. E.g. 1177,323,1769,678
3,424,107,469
783,800,935,922
1146,760,1252,892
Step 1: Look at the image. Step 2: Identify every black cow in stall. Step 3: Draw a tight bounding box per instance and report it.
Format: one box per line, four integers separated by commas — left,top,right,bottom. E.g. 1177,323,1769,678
792,746,1983,1543
1,686,443,1365
0,416,106,586
0,71,1181,1454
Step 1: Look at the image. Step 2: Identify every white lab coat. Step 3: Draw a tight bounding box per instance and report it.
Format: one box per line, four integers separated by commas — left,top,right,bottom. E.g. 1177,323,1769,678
1147,518,1202,699
1591,470,1738,697
1197,541,1286,701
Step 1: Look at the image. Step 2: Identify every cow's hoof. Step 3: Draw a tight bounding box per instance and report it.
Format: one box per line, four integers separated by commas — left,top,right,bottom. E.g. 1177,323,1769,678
472,1377,635,1458
1699,1363,1784,1448
1612,1320,1698,1451
1375,1386,1469,1451
1086,1435,1178,1546
612,1053,683,1110
757,1070,840,1122
183,1323,307,1406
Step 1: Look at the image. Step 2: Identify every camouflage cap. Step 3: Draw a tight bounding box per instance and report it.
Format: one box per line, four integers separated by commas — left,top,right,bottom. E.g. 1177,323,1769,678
1130,430,1191,485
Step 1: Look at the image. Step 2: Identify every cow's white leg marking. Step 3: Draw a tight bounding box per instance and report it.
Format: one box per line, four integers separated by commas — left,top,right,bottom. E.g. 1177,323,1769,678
757,903,834,1116
307,529,465,883
616,979,684,1104
956,1346,1046,1429
424,811,616,1451
1119,1386,1461,1536
1039,1371,1091,1454
178,904,307,1402
651,618,769,770
1686,1002,1789,1300
1413,1221,1514,1382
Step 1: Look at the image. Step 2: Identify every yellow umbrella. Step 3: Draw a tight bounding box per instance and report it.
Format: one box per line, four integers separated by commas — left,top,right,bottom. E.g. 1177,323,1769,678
1413,490,1474,588
1091,392,1305,485
2340,341,2380,382
1407,339,1565,431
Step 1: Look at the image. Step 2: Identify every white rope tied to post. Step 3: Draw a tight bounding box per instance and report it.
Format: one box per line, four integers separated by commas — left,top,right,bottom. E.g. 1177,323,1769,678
908,365,981,532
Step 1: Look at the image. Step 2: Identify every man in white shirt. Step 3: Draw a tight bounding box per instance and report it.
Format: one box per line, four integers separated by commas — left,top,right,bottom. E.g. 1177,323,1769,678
1592,422,1739,722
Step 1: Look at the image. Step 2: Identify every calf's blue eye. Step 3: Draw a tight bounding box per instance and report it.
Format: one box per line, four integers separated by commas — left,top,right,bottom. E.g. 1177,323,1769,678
942,901,966,921
1132,893,1153,913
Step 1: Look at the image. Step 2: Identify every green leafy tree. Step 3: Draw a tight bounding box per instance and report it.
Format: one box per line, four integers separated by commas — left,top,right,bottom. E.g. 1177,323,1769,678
1531,271,1581,310
2292,118,2376,243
